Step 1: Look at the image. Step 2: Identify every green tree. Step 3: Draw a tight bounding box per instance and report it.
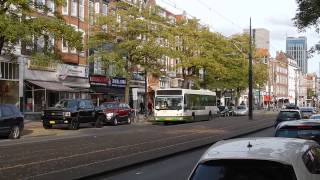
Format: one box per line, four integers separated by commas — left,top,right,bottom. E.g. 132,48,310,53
293,0,320,32
0,0,82,59
90,1,171,103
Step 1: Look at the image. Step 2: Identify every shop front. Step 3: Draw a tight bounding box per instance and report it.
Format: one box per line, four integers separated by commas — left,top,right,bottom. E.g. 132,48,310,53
0,60,19,104
24,63,77,116
89,75,109,106
57,64,90,99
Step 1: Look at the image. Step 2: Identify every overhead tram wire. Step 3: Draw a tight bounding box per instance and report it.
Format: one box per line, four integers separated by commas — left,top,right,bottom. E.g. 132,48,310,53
196,0,279,54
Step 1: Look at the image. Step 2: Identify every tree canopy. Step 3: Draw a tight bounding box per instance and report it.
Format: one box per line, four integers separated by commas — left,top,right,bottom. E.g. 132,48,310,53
90,1,268,103
0,0,82,59
293,0,320,32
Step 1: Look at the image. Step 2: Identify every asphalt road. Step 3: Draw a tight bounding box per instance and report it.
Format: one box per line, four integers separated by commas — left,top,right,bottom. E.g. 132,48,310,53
96,127,275,180
0,113,275,180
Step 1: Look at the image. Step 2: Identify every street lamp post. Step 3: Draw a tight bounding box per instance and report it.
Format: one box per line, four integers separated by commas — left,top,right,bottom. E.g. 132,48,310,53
248,18,253,120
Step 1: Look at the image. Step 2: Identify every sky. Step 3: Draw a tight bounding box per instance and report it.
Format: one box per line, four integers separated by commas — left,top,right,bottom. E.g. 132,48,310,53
156,0,320,75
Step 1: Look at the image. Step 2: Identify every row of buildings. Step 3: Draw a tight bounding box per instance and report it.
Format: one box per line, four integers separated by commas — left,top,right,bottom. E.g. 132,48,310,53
0,0,197,119
243,28,318,109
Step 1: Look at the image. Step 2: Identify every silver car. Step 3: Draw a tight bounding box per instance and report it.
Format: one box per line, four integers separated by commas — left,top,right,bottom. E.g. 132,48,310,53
233,106,248,116
189,137,320,180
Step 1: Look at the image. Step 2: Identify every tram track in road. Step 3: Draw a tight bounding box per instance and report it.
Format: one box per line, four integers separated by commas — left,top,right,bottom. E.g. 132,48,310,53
0,114,276,179
89,127,276,180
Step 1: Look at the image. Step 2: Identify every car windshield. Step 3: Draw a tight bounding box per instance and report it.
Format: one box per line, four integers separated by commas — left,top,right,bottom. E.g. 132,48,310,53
278,111,300,119
54,100,78,109
310,115,320,119
237,106,246,110
190,160,297,180
155,96,182,110
101,103,117,109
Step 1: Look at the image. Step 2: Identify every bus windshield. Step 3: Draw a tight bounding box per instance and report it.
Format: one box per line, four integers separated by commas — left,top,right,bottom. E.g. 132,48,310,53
155,96,182,110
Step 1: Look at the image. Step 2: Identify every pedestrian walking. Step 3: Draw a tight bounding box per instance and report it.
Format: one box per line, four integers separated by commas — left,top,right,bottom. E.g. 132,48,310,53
140,102,144,114
148,101,153,116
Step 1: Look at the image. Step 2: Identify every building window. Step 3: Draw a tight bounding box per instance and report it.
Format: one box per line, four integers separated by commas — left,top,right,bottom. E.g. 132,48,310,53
102,3,108,15
46,0,55,15
62,38,68,53
89,0,94,25
95,2,100,14
62,0,69,15
79,0,84,20
71,0,78,17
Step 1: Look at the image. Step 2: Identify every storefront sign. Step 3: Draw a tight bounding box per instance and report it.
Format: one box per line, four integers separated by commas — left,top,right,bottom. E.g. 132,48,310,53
89,75,109,86
109,78,126,87
27,59,57,71
57,64,88,79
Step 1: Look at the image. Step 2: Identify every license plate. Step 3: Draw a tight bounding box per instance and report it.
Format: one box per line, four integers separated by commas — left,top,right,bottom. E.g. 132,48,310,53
49,121,55,124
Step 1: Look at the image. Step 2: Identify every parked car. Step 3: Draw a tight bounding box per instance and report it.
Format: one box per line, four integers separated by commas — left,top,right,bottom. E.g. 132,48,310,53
42,99,105,130
233,106,248,116
275,109,301,127
310,114,320,120
285,103,299,110
0,104,24,139
275,120,320,144
300,107,315,119
100,102,134,125
188,137,320,180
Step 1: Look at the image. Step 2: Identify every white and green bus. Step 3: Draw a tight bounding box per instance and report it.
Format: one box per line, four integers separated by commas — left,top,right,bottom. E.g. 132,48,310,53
154,88,219,122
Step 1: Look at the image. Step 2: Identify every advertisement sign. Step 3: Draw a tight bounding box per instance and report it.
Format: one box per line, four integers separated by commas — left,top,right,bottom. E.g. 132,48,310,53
109,78,126,87
89,75,109,86
57,64,88,79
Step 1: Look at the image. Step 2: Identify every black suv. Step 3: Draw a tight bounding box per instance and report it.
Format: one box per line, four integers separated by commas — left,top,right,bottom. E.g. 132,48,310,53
42,99,105,130
275,110,302,128
0,104,24,139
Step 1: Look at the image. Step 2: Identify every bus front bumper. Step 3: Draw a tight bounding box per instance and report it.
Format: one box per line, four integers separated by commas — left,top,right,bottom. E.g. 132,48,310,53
153,116,192,122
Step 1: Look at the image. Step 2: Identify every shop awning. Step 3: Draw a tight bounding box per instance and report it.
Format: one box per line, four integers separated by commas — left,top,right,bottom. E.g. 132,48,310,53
27,80,74,92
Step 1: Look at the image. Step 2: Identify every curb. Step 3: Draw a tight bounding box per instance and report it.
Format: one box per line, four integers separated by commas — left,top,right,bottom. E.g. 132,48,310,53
79,123,274,180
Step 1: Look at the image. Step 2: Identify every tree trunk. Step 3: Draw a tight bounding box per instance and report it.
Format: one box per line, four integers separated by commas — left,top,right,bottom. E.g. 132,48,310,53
235,88,240,106
124,56,131,104
0,36,4,55
182,68,189,89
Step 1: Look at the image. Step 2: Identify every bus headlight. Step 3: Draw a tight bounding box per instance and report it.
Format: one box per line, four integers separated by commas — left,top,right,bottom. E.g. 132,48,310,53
63,112,71,117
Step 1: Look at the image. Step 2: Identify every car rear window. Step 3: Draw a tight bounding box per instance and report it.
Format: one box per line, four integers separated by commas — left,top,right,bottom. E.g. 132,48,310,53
275,126,320,142
190,159,297,180
278,111,300,119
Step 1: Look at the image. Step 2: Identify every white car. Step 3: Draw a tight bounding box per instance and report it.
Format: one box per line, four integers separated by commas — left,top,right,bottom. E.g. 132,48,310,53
189,137,320,180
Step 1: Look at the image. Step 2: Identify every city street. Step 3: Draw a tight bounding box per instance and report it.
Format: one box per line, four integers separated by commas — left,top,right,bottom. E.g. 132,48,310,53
0,113,275,180
96,127,275,180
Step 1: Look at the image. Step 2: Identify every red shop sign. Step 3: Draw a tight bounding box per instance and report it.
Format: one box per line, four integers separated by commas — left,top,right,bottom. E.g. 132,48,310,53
89,75,109,85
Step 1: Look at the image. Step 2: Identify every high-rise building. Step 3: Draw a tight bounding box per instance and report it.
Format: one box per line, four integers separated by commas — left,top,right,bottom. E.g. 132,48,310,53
244,28,270,51
286,36,308,74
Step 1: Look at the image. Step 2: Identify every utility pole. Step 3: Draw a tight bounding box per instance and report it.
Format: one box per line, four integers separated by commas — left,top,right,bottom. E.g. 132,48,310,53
295,69,298,107
248,18,253,120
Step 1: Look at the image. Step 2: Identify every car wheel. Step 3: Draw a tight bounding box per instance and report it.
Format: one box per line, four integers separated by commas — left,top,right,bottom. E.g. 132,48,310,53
113,117,118,126
43,124,52,129
9,125,21,139
69,119,79,130
95,115,104,128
